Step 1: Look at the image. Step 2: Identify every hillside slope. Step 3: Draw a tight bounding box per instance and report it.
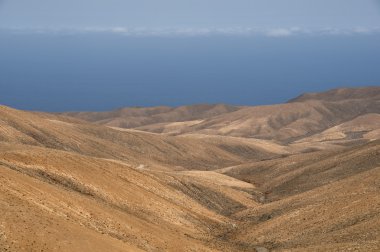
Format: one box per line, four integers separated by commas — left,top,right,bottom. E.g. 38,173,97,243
218,140,380,251
2,133,377,251
0,144,251,251
0,105,282,171
64,87,380,143
288,86,380,102
64,104,240,129
0,106,264,251
1,87,380,251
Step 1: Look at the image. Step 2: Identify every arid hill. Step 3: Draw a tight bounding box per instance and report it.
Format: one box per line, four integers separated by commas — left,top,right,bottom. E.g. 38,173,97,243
0,105,284,171
65,87,380,143
227,141,380,251
288,86,380,102
1,86,380,251
65,104,240,129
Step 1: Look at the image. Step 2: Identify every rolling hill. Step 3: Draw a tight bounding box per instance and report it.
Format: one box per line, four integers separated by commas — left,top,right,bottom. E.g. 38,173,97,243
0,86,379,251
65,87,380,144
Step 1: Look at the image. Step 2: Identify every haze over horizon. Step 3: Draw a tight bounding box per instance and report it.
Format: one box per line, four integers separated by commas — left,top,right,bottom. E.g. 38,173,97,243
0,1,380,111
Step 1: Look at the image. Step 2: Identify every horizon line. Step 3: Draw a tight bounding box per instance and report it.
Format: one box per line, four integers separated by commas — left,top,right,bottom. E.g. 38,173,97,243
1,26,380,38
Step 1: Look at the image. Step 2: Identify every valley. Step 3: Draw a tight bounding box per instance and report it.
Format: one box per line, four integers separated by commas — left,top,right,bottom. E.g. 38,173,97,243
0,87,379,251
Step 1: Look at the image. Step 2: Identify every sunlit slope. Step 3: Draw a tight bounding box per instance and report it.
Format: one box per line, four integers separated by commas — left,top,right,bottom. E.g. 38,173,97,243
288,86,380,102
65,104,240,129
0,105,279,171
0,143,260,251
65,87,380,144
1,86,380,252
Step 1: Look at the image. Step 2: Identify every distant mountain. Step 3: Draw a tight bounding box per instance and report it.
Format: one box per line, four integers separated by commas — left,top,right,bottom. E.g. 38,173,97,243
64,104,240,128
287,86,380,102
65,87,380,144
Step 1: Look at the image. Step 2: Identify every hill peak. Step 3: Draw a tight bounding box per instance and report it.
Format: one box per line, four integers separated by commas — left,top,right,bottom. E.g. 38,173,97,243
288,86,380,103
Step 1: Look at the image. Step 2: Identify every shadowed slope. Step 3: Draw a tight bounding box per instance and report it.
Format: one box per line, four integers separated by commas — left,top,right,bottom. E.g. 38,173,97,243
220,140,380,251
231,166,380,251
219,140,380,202
295,113,380,143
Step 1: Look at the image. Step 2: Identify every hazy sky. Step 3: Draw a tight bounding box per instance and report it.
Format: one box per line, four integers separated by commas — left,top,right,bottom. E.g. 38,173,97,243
0,0,380,30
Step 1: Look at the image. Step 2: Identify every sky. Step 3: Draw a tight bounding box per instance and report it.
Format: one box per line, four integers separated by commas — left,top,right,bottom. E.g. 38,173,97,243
0,1,380,111
1,0,380,29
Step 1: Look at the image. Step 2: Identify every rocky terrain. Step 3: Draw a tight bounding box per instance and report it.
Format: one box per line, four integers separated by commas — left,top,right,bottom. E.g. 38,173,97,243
1,87,379,251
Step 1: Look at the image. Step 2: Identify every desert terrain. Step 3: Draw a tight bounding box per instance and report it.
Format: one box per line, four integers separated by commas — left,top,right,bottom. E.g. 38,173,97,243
1,87,379,251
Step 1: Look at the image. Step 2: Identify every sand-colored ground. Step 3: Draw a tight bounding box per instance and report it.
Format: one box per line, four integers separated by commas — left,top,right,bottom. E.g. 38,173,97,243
1,87,380,251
